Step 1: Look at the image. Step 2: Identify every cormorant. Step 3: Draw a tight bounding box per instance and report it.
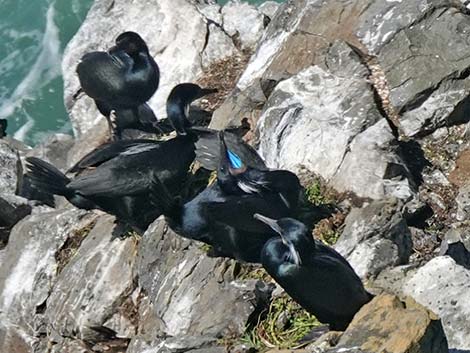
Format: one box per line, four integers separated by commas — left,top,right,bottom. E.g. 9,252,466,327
76,31,159,140
149,132,302,262
25,83,217,230
255,214,373,331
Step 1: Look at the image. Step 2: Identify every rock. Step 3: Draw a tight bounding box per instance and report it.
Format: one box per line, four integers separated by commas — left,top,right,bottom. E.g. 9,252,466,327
0,208,92,339
63,0,241,137
334,294,448,353
256,41,414,200
258,1,280,19
334,198,412,279
0,194,32,245
0,320,38,353
449,149,470,187
25,133,74,170
0,139,21,195
45,215,138,342
212,0,470,138
403,256,470,350
221,1,266,50
440,226,470,270
130,218,272,352
455,184,470,221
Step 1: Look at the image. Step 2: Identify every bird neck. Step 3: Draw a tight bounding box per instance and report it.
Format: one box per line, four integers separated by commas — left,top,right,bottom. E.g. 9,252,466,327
167,101,191,135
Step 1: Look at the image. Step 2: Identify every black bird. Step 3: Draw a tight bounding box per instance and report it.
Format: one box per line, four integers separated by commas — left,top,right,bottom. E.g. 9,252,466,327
255,214,372,331
25,83,217,230
166,83,218,135
0,119,7,138
77,31,159,140
149,132,302,262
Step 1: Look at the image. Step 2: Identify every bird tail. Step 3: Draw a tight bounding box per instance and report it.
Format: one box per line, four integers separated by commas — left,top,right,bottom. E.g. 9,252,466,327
25,157,71,197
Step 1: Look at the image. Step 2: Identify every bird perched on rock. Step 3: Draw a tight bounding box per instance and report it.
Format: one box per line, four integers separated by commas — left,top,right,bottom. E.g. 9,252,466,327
254,214,373,331
25,83,217,231
149,132,302,262
76,31,160,140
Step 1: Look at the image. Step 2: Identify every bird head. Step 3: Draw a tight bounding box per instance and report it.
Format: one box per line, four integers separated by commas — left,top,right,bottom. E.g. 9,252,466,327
166,83,217,135
254,214,311,266
114,31,149,55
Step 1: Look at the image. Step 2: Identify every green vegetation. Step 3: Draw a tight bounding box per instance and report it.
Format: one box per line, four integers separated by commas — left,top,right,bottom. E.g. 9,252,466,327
237,265,272,282
241,294,321,351
199,243,213,253
305,179,326,206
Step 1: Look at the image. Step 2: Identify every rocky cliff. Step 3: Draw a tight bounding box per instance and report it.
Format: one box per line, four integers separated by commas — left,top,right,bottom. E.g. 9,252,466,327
1,0,470,352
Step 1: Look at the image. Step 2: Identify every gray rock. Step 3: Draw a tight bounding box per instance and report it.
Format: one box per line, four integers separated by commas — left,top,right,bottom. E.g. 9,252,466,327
0,320,38,353
63,0,237,137
0,139,21,195
256,41,414,200
213,0,470,138
221,1,266,50
258,1,280,19
403,256,470,351
130,218,271,352
45,215,137,341
0,208,91,335
440,225,470,270
26,133,74,170
334,198,412,279
456,184,470,221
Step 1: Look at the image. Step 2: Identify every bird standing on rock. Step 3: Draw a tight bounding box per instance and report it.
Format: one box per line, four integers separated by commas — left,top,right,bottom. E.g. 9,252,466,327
76,31,160,140
254,214,373,331
149,132,302,263
25,83,217,231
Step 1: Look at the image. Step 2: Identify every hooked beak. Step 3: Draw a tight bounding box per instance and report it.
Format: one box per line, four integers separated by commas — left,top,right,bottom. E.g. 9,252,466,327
254,214,283,236
253,214,302,266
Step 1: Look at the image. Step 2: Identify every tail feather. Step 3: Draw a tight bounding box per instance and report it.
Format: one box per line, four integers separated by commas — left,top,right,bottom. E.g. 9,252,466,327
26,157,71,197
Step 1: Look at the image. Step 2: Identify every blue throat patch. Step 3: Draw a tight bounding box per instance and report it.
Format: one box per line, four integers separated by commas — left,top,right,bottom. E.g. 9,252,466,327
227,150,243,169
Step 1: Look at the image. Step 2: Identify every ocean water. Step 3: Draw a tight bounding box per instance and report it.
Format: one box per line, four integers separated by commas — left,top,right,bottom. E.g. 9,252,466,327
0,0,282,145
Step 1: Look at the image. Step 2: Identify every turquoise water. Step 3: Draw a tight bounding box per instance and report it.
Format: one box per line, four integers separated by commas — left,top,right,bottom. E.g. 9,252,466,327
0,0,282,145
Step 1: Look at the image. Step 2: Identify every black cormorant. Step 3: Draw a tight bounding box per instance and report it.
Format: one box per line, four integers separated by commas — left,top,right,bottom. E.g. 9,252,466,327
149,132,303,262
77,31,159,140
25,83,217,230
255,214,372,331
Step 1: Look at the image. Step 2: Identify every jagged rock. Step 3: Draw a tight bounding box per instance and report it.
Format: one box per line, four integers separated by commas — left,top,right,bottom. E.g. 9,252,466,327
0,321,38,353
256,41,414,200
212,0,470,137
334,198,412,279
63,0,241,137
0,208,92,341
0,139,21,195
45,215,138,342
333,294,448,353
440,225,470,269
455,184,470,221
221,1,266,50
25,133,74,170
403,256,470,350
449,149,470,187
258,1,280,19
129,218,271,352
50,338,92,353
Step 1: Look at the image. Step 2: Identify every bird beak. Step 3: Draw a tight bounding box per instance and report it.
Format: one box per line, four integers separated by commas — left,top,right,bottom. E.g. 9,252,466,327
253,214,302,266
254,214,283,235
199,88,218,97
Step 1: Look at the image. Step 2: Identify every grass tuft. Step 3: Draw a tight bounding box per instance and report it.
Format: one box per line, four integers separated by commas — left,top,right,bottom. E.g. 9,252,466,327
241,293,321,351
